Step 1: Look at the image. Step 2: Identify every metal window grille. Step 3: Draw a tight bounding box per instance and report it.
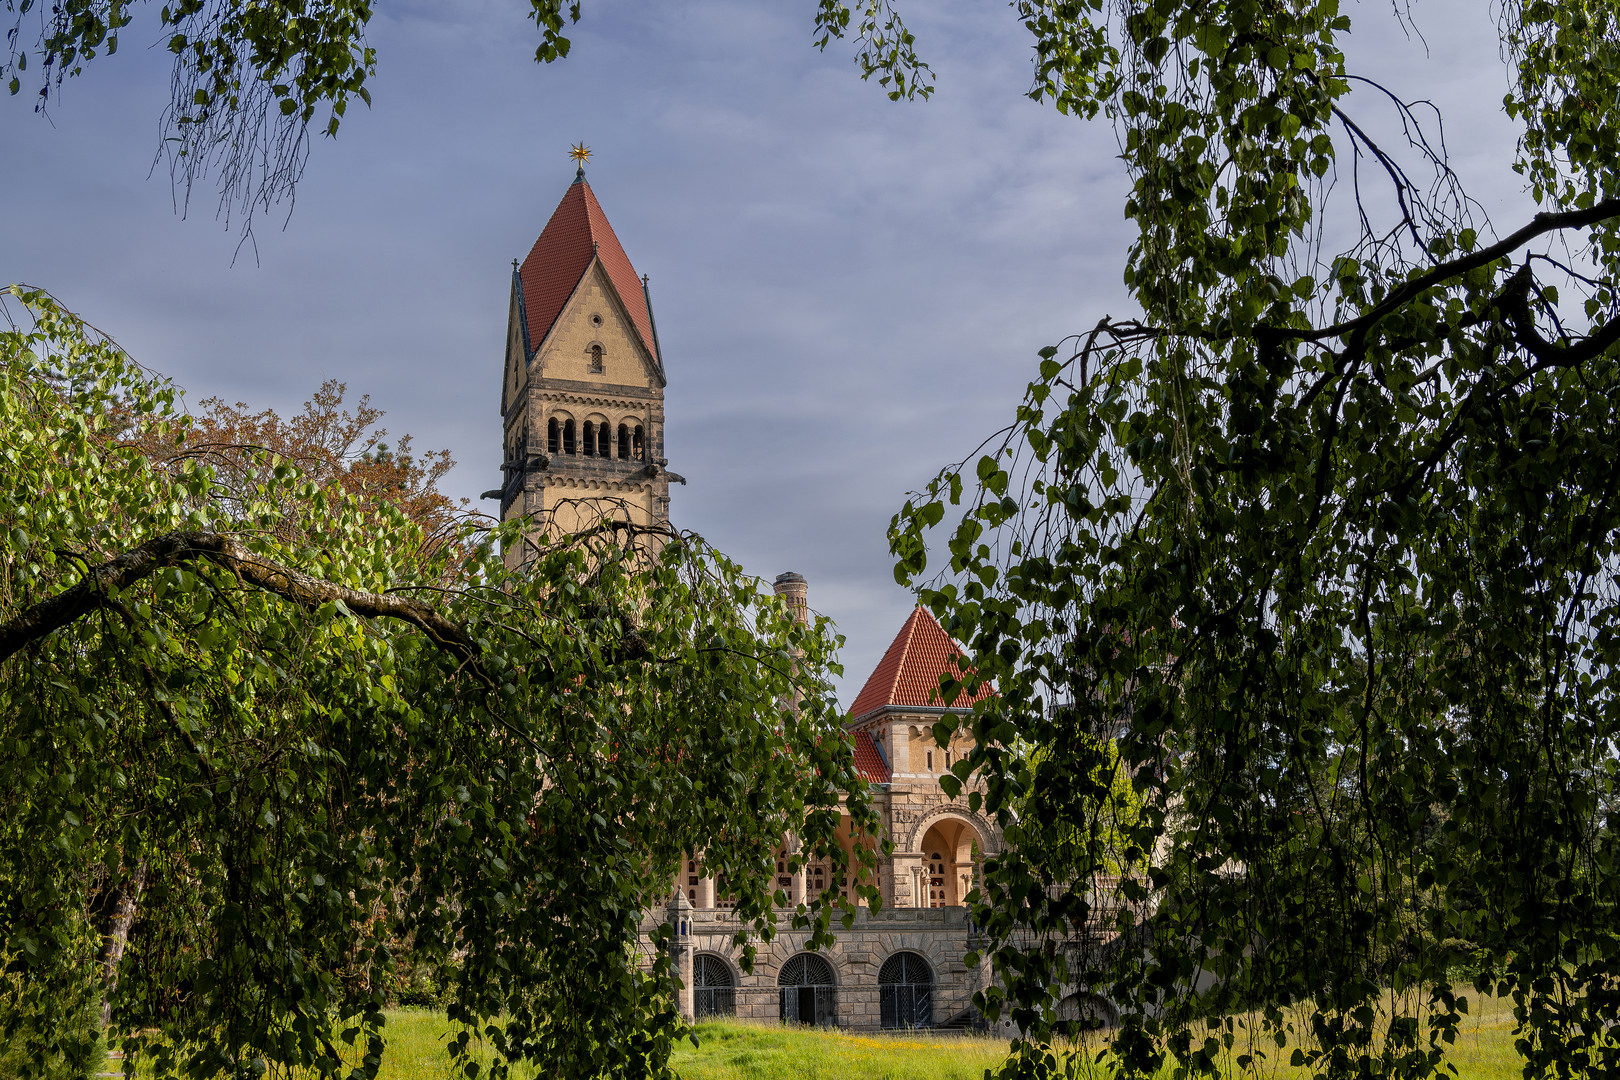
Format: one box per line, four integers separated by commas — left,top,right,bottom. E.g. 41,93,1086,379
777,953,836,1026
878,952,934,1029
694,955,736,1018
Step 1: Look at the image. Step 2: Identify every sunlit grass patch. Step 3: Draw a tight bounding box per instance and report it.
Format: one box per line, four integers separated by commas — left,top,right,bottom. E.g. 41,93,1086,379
98,994,1547,1079
670,1019,1010,1080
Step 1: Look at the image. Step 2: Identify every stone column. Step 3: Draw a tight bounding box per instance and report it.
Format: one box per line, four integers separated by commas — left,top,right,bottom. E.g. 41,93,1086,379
666,892,694,1021
787,836,806,907
910,865,926,909
697,873,715,910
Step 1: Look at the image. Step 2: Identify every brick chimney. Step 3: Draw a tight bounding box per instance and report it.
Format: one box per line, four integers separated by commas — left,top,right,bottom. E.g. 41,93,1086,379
772,571,808,625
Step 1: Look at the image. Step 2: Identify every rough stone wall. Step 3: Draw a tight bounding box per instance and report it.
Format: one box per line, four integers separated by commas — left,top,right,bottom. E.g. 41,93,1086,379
640,907,988,1032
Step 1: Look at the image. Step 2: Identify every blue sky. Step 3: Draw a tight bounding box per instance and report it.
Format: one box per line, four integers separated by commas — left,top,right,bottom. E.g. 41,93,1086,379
2,1,1531,702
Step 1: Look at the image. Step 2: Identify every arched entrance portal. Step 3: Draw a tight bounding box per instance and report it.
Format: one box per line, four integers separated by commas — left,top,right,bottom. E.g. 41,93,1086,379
919,818,981,907
778,953,836,1026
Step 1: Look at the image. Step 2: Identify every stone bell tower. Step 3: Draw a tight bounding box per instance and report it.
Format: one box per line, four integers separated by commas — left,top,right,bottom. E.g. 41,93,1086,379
489,163,677,559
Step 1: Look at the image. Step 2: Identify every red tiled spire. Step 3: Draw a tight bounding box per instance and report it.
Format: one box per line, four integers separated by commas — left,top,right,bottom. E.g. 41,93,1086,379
517,172,662,371
847,606,994,724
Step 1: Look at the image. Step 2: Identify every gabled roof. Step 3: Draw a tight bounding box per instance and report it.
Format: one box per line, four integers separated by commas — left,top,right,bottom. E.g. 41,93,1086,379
517,172,662,370
852,729,891,784
847,606,994,724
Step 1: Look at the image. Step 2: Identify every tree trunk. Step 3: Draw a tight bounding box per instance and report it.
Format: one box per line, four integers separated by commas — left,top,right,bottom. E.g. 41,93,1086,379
97,859,146,1030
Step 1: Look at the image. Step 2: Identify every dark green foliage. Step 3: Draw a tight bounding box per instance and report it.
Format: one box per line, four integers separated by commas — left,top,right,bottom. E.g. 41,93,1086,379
0,962,102,1080
884,3,1620,1078
0,287,878,1079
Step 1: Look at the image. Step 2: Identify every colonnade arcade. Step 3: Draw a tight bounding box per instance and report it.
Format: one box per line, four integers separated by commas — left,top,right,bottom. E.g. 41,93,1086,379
545,414,646,460
678,811,987,912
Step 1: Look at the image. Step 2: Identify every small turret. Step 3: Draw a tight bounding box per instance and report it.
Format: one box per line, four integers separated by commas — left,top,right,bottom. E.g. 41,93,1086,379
773,571,808,625
666,890,694,1020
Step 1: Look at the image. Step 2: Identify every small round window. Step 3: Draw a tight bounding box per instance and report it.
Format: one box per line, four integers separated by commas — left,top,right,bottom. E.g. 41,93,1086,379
591,313,604,327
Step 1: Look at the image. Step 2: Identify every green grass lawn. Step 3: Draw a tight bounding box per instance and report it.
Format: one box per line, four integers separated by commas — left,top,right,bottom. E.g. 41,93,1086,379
94,996,1542,1080
355,999,1531,1080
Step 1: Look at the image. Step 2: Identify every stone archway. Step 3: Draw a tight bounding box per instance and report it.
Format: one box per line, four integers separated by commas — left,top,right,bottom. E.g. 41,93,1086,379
909,810,995,908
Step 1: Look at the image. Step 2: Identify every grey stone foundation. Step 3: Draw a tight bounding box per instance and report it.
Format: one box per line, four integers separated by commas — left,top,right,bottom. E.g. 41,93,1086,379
641,905,986,1032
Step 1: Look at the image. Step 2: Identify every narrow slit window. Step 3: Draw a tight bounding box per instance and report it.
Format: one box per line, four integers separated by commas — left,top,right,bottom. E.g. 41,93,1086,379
583,422,596,457
618,424,630,459
548,418,560,455
563,419,576,455
634,425,645,460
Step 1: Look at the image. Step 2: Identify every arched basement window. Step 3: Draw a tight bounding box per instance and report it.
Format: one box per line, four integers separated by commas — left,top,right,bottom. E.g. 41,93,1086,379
618,424,631,460
634,425,645,460
583,422,597,457
548,417,560,455
694,955,737,1018
589,344,605,374
878,952,934,1029
563,419,576,456
778,953,835,1026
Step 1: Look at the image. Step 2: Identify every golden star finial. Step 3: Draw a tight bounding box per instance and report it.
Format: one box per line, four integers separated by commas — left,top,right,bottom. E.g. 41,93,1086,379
569,143,591,167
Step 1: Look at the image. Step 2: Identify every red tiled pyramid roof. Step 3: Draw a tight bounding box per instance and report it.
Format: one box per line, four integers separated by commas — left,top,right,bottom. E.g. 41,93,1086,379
851,729,891,784
518,174,661,370
847,606,993,724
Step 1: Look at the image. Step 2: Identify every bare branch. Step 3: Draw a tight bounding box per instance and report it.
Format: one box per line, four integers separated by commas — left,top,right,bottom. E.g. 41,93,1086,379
0,529,478,666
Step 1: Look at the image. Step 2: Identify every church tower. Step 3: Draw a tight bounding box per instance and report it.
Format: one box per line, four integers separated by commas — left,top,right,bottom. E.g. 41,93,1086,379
494,164,672,556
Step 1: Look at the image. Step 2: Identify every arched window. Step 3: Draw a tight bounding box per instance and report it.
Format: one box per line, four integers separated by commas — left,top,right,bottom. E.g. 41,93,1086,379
634,425,645,461
583,421,596,457
548,417,560,455
597,423,610,458
563,419,576,456
778,953,835,1026
618,424,630,460
694,955,736,1018
928,851,946,907
589,344,604,374
878,952,933,1029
